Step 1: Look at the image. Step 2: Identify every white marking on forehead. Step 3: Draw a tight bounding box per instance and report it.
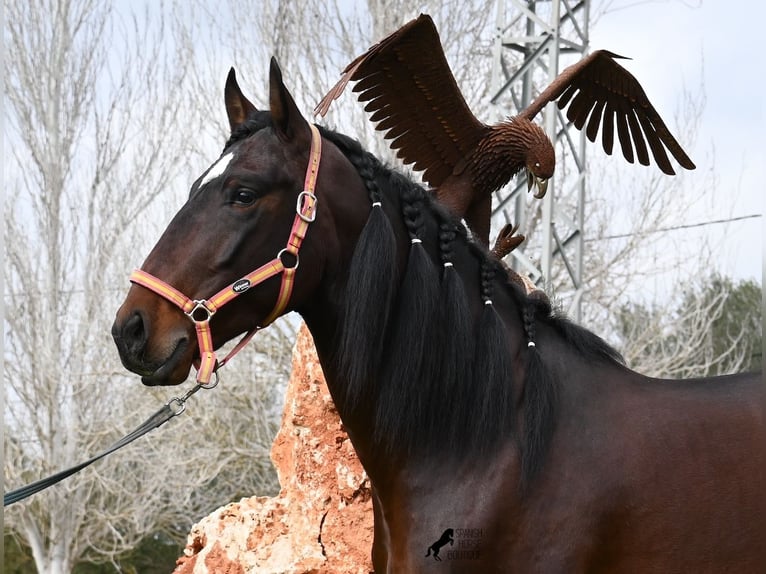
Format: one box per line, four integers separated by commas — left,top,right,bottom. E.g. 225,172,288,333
199,152,234,187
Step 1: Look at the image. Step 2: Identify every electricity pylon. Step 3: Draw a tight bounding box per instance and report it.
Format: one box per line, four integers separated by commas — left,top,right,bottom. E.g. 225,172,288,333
489,0,591,320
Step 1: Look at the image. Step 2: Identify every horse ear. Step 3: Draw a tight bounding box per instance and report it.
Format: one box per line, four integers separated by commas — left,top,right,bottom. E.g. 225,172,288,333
268,57,311,144
225,68,258,133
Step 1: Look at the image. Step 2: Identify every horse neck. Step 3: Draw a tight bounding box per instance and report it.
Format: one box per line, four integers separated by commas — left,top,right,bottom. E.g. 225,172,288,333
291,130,624,488
299,163,539,476
529,309,633,432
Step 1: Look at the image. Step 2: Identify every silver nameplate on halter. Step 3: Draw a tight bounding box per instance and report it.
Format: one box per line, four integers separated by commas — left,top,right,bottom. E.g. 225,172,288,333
232,279,251,293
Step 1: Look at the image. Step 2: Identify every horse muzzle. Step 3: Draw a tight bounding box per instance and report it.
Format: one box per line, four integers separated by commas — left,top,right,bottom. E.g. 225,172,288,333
111,303,194,386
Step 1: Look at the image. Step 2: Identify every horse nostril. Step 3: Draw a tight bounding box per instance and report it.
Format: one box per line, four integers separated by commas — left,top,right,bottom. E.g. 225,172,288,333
122,311,147,351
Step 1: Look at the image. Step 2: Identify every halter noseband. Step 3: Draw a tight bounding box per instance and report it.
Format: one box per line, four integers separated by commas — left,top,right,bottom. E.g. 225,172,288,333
129,124,322,385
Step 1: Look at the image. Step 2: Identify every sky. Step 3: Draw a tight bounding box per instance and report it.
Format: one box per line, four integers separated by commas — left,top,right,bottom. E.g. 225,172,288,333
588,0,763,284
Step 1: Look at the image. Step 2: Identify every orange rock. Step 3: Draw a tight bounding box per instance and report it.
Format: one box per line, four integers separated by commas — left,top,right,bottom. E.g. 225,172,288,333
173,324,373,574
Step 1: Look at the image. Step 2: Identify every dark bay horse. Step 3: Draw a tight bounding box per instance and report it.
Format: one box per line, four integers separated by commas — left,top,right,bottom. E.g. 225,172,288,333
112,59,765,572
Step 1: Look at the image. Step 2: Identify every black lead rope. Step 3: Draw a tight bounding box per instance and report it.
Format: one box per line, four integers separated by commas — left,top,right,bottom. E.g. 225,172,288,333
3,382,210,507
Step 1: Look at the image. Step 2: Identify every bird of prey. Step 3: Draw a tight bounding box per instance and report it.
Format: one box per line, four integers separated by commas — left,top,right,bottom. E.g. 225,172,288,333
315,14,696,245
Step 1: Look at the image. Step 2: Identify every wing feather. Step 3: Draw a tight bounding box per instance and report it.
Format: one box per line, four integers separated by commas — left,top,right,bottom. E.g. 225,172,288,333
626,110,650,166
385,122,411,140
557,84,579,109
614,105,634,164
602,105,615,155
353,72,385,94
521,50,695,173
356,84,389,102
314,14,489,188
368,104,395,122
376,113,405,132
636,113,675,174
586,99,606,142
567,89,597,130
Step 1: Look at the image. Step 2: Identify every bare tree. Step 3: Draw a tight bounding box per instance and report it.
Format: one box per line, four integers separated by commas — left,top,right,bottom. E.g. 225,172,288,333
3,1,285,571
613,275,761,377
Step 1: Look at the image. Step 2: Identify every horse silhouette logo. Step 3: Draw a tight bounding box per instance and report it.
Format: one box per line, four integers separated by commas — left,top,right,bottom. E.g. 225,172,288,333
425,528,454,561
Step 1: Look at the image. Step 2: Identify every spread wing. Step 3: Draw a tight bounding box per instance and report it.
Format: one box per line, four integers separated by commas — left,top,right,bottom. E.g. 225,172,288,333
314,14,490,188
519,50,695,175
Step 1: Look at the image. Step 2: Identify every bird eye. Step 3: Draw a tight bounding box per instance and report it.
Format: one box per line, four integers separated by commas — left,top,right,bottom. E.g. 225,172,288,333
535,162,541,168
233,188,258,206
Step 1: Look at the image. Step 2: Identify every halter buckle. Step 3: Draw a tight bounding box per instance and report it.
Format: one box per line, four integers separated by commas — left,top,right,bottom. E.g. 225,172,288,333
186,300,215,323
296,191,317,223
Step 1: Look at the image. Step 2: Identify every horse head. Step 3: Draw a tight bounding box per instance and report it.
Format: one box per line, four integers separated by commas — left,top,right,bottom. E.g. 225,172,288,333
112,59,365,386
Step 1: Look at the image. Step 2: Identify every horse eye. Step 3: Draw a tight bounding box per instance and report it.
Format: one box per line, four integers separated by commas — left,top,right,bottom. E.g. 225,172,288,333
233,188,258,206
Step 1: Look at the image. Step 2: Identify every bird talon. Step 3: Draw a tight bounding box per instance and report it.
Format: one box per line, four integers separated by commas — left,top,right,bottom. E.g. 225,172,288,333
492,223,525,259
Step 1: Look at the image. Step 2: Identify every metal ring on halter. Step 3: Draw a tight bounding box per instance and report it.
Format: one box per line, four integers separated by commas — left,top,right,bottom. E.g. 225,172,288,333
277,248,300,270
186,300,215,323
296,191,317,222
199,370,220,389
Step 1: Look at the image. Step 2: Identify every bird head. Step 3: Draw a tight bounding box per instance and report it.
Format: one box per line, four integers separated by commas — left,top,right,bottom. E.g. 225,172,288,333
525,126,555,199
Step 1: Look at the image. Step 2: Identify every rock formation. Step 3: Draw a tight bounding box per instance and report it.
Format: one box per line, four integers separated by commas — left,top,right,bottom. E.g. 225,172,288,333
173,324,373,574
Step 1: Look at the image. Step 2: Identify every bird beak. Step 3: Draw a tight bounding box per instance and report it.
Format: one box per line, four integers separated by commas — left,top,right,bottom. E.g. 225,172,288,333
527,171,548,199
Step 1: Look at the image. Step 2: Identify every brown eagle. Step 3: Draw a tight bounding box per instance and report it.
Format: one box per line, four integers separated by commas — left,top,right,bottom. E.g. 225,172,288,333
315,14,696,245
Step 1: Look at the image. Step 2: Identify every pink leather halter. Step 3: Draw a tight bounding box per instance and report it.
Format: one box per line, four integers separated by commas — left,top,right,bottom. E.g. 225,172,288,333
129,124,321,385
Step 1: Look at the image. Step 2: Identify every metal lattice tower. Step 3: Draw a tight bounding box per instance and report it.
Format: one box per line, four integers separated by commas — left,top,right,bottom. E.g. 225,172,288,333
489,0,591,320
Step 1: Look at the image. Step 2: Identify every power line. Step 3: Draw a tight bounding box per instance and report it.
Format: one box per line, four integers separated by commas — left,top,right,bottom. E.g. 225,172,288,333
586,213,762,242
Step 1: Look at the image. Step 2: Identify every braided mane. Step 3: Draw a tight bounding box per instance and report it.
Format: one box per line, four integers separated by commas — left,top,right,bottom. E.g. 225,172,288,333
226,113,623,482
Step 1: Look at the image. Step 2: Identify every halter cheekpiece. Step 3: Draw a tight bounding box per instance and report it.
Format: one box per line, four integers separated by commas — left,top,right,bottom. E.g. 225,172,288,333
129,124,322,385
